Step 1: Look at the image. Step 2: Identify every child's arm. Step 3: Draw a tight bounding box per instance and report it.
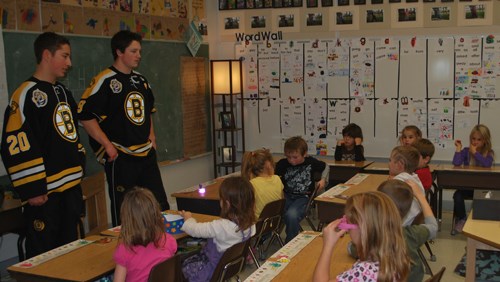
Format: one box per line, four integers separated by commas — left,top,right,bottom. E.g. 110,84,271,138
317,164,329,191
406,180,438,239
353,143,365,162
471,148,494,167
113,264,127,282
313,219,346,282
334,144,343,161
452,140,465,166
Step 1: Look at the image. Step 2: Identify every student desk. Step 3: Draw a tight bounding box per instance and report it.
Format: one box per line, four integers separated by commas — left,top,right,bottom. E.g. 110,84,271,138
8,235,117,282
363,162,440,174
320,159,373,186
315,174,389,230
100,210,219,239
434,165,500,227
246,232,355,281
0,198,26,261
171,179,223,216
462,211,500,282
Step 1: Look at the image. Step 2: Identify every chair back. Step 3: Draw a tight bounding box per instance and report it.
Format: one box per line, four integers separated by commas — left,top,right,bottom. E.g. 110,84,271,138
255,199,286,238
210,239,251,282
148,255,181,282
424,266,446,282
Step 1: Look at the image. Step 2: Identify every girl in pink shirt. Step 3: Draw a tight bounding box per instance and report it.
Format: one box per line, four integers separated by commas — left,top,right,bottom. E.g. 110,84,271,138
113,188,177,282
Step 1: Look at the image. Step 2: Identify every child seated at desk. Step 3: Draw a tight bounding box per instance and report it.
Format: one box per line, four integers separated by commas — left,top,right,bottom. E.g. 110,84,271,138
313,191,410,282
334,123,365,161
276,136,328,243
389,146,425,226
412,139,435,191
399,125,422,146
180,176,256,282
242,148,283,219
378,179,438,282
113,188,177,282
452,124,494,234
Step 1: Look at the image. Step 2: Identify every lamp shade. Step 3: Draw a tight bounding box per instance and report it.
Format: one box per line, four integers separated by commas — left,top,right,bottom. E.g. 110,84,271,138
211,60,241,94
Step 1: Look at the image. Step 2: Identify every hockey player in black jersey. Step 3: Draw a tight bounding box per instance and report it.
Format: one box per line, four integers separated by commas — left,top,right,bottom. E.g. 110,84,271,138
78,31,169,226
1,32,85,258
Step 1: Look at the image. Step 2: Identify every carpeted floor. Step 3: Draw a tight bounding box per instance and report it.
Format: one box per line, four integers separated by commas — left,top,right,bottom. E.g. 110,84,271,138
454,250,500,281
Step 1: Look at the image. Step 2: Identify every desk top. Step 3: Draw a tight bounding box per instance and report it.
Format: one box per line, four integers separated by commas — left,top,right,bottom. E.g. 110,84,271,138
319,159,373,168
437,164,500,173
274,235,354,281
364,162,439,172
101,210,219,238
8,235,116,282
247,232,354,281
463,211,500,249
171,178,223,200
315,174,389,204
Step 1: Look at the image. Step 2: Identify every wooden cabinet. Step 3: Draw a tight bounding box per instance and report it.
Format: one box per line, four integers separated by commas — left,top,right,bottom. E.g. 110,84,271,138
210,60,245,178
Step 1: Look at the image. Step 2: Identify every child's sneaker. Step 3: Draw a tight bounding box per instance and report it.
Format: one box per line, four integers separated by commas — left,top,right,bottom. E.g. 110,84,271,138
246,248,256,265
454,219,466,234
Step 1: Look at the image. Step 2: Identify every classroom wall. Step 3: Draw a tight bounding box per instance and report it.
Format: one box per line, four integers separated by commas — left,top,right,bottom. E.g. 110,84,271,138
207,2,500,162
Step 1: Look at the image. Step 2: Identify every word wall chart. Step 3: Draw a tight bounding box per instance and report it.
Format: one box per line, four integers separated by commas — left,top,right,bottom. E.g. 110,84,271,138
235,34,500,160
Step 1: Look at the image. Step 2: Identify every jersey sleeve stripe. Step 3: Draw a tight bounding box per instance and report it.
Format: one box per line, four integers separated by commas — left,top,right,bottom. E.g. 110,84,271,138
46,166,83,183
7,157,44,174
112,141,152,156
47,168,83,190
12,172,46,187
9,164,45,181
49,179,83,194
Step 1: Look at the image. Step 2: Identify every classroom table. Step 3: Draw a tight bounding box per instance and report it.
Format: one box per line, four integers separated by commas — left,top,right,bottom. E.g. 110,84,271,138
8,235,117,282
100,210,220,239
315,174,389,230
363,162,440,175
462,211,500,282
171,179,223,216
319,159,373,187
434,164,500,228
0,198,26,261
245,232,355,281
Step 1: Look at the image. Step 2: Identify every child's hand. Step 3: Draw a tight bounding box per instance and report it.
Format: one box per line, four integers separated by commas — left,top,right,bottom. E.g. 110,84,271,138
469,144,477,154
405,179,424,199
454,140,462,151
316,179,326,192
355,137,362,145
179,210,192,220
337,139,345,146
322,219,347,248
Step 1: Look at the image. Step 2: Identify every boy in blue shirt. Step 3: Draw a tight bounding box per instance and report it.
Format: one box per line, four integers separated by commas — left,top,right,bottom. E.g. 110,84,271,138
276,136,328,242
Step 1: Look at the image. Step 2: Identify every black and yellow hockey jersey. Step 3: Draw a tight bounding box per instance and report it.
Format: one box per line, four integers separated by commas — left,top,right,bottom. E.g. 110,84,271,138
78,66,156,163
0,77,84,201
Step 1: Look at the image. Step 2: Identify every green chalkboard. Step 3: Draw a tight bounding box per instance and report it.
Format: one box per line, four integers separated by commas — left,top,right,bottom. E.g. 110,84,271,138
2,32,209,176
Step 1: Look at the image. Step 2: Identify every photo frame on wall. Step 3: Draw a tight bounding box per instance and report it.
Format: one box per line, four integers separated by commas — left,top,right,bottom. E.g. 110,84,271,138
220,11,245,34
430,6,450,21
307,0,319,7
322,0,334,6
391,3,424,28
273,8,301,32
220,112,235,129
331,6,360,30
457,1,492,26
222,146,235,163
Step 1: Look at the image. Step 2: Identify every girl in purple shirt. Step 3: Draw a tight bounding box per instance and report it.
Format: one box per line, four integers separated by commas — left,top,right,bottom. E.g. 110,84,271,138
451,124,494,235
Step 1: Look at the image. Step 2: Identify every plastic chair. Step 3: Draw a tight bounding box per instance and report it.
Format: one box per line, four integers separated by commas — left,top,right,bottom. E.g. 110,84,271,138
248,199,286,266
424,266,446,282
209,239,251,282
148,255,182,282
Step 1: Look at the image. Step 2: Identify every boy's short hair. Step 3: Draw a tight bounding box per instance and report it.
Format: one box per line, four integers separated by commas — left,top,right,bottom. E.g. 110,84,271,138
284,136,307,155
342,123,363,139
377,179,414,219
412,138,435,160
391,146,420,173
34,32,70,64
111,30,142,60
